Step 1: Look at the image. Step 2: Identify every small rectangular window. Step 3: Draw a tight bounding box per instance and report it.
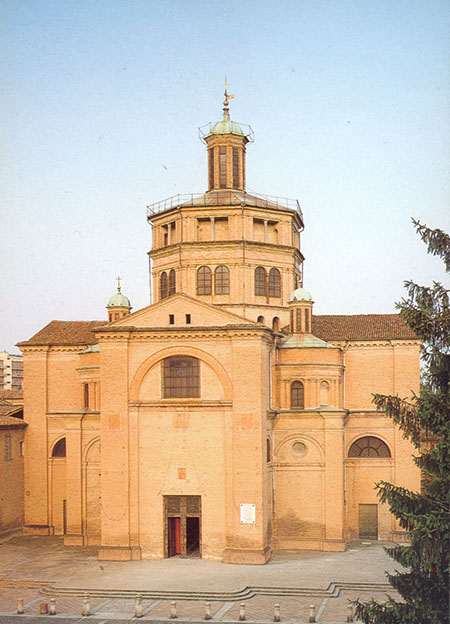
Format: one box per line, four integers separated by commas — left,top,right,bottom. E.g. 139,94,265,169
186,314,191,324
169,314,175,325
5,435,12,461
232,147,239,188
296,308,302,332
83,383,89,409
304,308,310,333
219,146,227,188
19,441,24,457
208,148,215,190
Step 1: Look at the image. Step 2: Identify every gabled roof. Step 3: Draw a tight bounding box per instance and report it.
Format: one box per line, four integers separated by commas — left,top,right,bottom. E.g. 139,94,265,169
17,321,105,347
105,292,255,330
312,314,418,341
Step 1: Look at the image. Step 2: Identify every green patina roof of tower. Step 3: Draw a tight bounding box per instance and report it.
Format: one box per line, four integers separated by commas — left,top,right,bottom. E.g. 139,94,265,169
209,115,245,136
289,287,313,302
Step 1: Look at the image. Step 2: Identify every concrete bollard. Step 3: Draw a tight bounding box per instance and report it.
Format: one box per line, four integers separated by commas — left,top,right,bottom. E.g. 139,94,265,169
170,600,177,619
17,598,24,614
308,604,316,623
49,598,56,615
204,602,211,620
274,603,281,622
239,603,246,621
82,593,91,617
40,602,48,615
135,594,143,618
347,604,354,622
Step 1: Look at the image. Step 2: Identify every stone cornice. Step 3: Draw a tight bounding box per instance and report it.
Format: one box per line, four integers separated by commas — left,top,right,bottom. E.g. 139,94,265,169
149,240,304,261
130,400,232,408
329,339,421,348
275,362,343,368
46,410,100,416
95,325,274,344
17,345,50,353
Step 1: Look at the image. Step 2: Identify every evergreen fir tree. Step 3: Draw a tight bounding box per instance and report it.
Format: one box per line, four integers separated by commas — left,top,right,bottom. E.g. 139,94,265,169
354,220,450,624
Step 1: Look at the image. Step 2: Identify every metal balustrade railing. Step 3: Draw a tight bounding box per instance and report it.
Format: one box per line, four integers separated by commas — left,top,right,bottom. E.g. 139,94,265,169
147,190,303,223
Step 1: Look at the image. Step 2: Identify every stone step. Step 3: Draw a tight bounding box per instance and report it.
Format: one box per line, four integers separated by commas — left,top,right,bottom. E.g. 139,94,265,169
33,580,391,601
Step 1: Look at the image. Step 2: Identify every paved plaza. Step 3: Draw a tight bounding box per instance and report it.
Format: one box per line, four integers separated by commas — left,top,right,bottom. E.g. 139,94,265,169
0,534,402,623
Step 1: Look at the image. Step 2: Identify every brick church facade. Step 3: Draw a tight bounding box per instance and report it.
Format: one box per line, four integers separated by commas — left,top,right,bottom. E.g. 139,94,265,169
18,95,421,564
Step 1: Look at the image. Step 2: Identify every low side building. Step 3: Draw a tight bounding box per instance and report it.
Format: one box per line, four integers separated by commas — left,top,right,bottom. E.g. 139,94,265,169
0,408,27,534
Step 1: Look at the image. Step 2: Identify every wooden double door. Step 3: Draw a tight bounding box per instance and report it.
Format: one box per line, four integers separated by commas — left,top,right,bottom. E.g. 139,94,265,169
165,495,201,557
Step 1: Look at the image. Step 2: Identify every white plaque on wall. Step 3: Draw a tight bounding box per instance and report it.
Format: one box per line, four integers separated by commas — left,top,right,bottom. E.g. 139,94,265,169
240,503,256,524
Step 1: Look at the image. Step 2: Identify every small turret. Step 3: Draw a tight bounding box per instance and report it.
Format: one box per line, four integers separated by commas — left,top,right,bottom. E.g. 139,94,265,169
106,277,132,322
288,287,313,334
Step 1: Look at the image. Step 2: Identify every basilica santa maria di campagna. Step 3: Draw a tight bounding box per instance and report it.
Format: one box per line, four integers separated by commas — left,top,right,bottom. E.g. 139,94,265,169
18,91,420,564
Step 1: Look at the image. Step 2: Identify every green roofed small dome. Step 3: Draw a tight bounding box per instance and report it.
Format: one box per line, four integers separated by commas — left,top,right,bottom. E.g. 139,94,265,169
107,292,131,308
107,279,131,309
289,287,313,302
210,117,245,136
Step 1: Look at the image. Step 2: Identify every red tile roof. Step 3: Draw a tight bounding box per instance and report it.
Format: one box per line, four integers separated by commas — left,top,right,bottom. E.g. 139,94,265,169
0,390,23,401
17,321,105,347
0,413,26,426
17,314,417,347
312,314,418,341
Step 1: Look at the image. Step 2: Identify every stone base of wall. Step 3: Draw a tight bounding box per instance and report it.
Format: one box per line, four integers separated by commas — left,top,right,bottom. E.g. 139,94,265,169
64,534,84,546
222,545,271,565
23,524,51,536
273,537,346,552
98,546,142,561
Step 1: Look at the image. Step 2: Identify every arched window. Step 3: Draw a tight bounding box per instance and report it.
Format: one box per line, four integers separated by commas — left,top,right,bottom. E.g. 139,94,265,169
197,266,212,295
255,267,266,296
257,315,265,323
266,438,271,463
348,436,391,458
291,381,304,409
162,356,200,398
272,317,280,331
215,265,229,294
160,272,168,300
320,380,329,405
168,269,176,296
268,268,281,297
52,438,66,458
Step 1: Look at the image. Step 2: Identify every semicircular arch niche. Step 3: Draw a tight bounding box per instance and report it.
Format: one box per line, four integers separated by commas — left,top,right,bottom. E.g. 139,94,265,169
275,435,323,464
131,346,232,403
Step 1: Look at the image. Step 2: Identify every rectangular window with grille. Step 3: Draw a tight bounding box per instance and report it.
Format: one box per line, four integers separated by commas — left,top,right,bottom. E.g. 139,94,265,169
232,147,239,188
219,147,227,188
163,356,200,398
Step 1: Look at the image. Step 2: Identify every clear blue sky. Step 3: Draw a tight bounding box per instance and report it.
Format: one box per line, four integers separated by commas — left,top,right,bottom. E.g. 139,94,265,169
1,0,449,353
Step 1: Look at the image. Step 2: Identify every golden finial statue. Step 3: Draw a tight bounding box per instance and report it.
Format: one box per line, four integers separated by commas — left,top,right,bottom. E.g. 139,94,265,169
116,276,122,292
223,77,234,107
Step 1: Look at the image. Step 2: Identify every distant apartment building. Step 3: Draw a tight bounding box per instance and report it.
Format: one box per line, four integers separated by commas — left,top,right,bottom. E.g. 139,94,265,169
0,351,23,391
